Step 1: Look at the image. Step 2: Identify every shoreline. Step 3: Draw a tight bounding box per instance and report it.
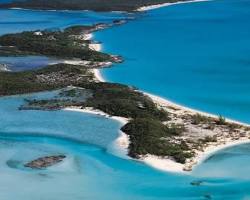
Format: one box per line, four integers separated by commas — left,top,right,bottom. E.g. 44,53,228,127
192,139,250,172
88,27,250,173
137,0,211,12
93,65,250,174
63,107,130,159
145,92,250,127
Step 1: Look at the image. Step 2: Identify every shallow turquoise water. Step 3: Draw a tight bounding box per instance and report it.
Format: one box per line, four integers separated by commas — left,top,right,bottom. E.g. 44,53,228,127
0,56,60,71
95,0,250,123
0,93,250,199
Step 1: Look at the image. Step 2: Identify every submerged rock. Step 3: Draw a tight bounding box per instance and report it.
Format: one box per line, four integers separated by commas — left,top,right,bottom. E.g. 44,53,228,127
190,180,203,186
24,155,66,169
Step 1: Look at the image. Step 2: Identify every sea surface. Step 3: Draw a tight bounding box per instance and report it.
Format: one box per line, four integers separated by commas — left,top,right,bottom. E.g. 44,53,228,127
0,8,128,71
96,0,250,124
1,92,250,200
1,1,250,199
0,56,60,71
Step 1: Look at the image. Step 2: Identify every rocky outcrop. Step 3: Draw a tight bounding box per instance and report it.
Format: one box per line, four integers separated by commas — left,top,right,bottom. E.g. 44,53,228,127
24,155,66,169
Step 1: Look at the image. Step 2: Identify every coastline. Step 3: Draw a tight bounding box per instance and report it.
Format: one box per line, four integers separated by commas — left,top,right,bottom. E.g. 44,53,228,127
63,107,130,159
146,92,250,127
137,0,211,11
90,31,250,173
92,64,250,174
192,139,250,171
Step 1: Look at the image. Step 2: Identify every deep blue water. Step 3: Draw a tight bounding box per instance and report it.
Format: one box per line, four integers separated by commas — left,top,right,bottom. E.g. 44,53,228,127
96,0,250,123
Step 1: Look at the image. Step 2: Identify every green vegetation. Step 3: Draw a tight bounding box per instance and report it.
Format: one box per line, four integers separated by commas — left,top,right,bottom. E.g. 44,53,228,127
121,118,193,163
0,28,111,62
217,115,226,125
0,0,190,11
191,113,211,125
81,82,168,121
0,64,93,96
0,23,194,164
0,61,194,163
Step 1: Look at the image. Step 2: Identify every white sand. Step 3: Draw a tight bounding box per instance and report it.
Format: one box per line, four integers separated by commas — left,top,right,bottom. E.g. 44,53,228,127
93,69,105,82
90,59,250,173
63,107,130,158
193,139,250,171
89,43,102,51
93,66,250,173
145,92,250,127
83,33,93,40
137,0,211,11
143,155,186,173
63,0,250,173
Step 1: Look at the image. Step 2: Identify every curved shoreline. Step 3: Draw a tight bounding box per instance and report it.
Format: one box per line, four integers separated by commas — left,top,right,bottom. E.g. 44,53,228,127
137,0,212,11
93,67,250,174
63,107,130,159
90,10,250,172
5,0,248,174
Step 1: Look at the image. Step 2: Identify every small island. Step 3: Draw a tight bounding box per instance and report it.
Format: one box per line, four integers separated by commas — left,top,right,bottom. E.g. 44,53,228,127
24,155,66,169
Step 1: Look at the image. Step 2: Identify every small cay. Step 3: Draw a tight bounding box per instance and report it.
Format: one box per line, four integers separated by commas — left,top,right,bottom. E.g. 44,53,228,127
24,155,66,169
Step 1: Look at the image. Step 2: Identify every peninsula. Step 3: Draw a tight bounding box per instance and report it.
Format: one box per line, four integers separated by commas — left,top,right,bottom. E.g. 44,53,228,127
0,22,249,173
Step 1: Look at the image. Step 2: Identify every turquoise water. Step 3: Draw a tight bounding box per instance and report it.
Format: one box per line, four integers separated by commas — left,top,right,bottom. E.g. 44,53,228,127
96,0,250,123
1,1,250,199
0,93,250,199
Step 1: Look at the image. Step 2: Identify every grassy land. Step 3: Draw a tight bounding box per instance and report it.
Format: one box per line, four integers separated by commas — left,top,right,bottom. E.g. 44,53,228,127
0,0,190,11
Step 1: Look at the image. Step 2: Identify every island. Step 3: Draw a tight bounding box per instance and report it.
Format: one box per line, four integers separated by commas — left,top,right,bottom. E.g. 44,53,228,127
24,155,66,169
0,22,249,173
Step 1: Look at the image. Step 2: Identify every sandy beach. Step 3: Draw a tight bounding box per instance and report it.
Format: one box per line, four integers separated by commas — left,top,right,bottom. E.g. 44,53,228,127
65,1,250,173
89,37,250,172
92,65,250,173
137,0,211,11
89,43,102,51
146,92,250,127
64,107,130,158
